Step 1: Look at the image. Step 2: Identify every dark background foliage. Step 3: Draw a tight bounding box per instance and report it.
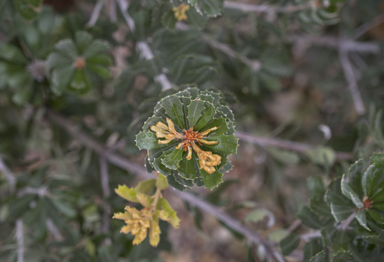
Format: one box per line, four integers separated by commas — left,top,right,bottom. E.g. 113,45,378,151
1,0,384,261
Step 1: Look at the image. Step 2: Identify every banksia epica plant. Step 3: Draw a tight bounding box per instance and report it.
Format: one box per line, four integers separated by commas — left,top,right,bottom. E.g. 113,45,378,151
136,88,238,190
113,175,179,246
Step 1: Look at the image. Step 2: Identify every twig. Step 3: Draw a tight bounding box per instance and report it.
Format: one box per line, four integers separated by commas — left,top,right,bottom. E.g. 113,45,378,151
99,156,111,198
86,0,104,27
99,156,112,236
0,156,16,193
300,230,322,242
235,131,353,161
46,219,64,241
116,0,173,90
108,0,117,22
340,212,355,230
176,23,261,71
354,14,384,40
338,46,366,115
224,1,314,14
16,219,24,262
45,109,283,262
289,35,380,53
202,35,261,72
287,219,301,232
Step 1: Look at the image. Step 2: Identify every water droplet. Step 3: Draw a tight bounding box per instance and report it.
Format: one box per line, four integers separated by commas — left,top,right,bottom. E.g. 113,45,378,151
142,134,146,138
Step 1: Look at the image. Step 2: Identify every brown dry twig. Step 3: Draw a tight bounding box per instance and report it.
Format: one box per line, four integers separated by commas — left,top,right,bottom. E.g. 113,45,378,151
235,131,353,161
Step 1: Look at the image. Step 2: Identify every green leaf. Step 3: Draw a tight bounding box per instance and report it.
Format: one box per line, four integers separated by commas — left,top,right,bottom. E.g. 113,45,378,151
307,146,336,166
161,9,177,31
370,153,384,166
143,117,166,131
298,206,323,229
158,198,180,228
187,100,206,128
166,172,186,191
303,238,323,262
368,209,384,224
13,0,42,20
362,164,384,201
310,251,327,262
68,69,91,94
205,134,239,155
83,39,110,58
341,174,364,208
160,95,185,129
280,233,300,256
307,177,326,200
174,174,194,188
148,142,178,162
245,208,275,228
178,158,197,180
356,209,370,231
134,179,157,194
197,0,223,17
330,203,355,222
258,71,281,91
162,148,184,170
200,169,223,190
75,31,93,54
267,147,300,165
194,102,215,130
145,156,156,173
326,179,355,222
115,184,139,202
51,65,75,93
137,193,153,208
332,251,352,262
216,105,234,121
348,159,364,198
152,157,173,176
199,117,228,137
55,39,78,59
50,198,76,218
156,174,169,190
136,131,163,151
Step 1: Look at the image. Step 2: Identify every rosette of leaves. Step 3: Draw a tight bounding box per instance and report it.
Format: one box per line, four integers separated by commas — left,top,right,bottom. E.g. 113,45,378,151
136,87,238,190
281,153,384,261
328,153,384,232
0,7,55,105
46,31,112,95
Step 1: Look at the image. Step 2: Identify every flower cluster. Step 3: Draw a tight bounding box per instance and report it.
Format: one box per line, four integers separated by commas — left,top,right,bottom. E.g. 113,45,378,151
113,175,179,246
172,4,190,21
150,118,221,174
136,87,238,190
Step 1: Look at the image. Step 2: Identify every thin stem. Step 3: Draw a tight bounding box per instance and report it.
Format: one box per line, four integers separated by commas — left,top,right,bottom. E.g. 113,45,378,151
16,219,24,262
235,131,353,161
224,1,315,14
289,35,380,53
354,14,384,40
338,47,366,115
151,188,162,211
86,0,104,27
340,212,355,230
0,156,16,193
99,156,111,236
